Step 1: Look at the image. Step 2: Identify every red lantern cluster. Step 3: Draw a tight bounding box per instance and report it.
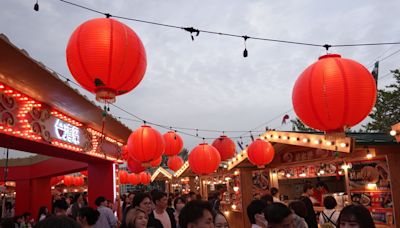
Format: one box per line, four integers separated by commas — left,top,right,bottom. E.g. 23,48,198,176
73,176,84,186
51,176,63,186
163,131,183,156
167,156,184,172
139,172,151,185
80,170,88,176
127,158,145,174
189,143,221,175
66,18,147,103
150,156,162,168
128,173,141,185
212,135,236,161
247,139,275,166
121,145,129,161
292,54,376,132
63,176,74,186
119,170,129,184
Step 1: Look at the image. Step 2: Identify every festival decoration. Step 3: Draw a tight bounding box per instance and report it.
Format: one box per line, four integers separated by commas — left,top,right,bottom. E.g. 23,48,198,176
119,170,128,184
188,143,221,175
80,170,88,176
292,54,376,132
163,131,183,156
128,173,141,185
63,176,73,186
66,18,147,103
150,156,162,167
247,139,275,166
167,155,184,172
127,158,145,174
212,135,236,161
139,172,151,185
121,145,129,160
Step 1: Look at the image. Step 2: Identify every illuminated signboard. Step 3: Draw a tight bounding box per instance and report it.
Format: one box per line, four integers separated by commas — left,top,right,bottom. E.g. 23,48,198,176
54,119,80,145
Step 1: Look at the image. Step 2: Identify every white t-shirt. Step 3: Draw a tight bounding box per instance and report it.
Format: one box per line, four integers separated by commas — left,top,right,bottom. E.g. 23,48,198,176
154,210,171,228
319,209,339,226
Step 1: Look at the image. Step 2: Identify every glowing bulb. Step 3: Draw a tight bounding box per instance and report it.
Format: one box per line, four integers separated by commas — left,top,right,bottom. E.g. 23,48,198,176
233,186,239,192
282,136,288,140
224,210,230,215
325,141,333,146
299,173,306,177
319,170,325,175
302,138,309,143
340,142,347,148
390,130,397,136
338,171,343,175
231,204,237,210
367,183,377,189
286,173,291,178
366,152,373,159
314,139,321,144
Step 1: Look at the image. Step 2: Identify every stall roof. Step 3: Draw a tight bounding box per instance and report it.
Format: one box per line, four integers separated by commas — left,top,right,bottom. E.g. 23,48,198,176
151,167,174,181
0,34,132,143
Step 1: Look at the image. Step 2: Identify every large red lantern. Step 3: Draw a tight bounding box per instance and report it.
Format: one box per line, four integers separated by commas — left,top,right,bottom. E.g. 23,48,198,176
167,156,184,172
127,158,145,174
128,173,141,185
212,135,236,161
121,145,129,161
292,54,376,132
188,143,221,175
127,125,165,164
150,156,162,168
139,172,151,185
66,18,147,103
163,131,183,156
63,176,73,186
247,139,275,166
119,170,128,184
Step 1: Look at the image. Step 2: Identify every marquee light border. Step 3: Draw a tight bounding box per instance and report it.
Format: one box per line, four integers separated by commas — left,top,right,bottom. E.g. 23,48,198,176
174,161,190,178
391,123,400,142
151,167,173,182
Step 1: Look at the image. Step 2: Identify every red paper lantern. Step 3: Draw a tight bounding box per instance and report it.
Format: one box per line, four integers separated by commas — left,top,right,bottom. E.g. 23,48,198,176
163,131,183,156
150,156,162,167
292,54,376,132
66,18,147,103
63,176,73,186
139,172,151,185
127,158,145,174
212,135,236,161
51,176,62,186
247,139,275,166
119,170,128,184
80,171,88,176
167,156,184,172
188,143,221,175
128,173,141,185
121,145,129,161
127,125,165,164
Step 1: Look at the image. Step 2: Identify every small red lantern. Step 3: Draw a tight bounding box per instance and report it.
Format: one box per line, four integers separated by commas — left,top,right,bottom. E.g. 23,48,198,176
150,156,162,167
121,145,129,161
247,139,275,166
212,135,236,161
51,176,62,186
119,171,128,184
139,172,151,185
127,125,165,164
292,54,376,132
167,156,184,172
66,18,147,103
127,158,145,174
63,176,73,186
128,173,141,185
80,170,88,176
163,131,183,156
188,143,221,175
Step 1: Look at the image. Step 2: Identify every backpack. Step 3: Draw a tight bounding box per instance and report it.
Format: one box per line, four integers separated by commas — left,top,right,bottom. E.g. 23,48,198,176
321,211,337,228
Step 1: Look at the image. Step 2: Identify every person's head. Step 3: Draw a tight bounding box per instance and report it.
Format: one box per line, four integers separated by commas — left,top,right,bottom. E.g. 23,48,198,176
247,200,267,226
77,207,100,226
260,194,273,205
35,215,81,228
54,199,69,216
303,183,313,196
179,200,214,228
188,192,197,202
338,205,375,228
128,192,135,203
214,211,229,228
132,193,152,214
323,196,337,210
95,196,107,207
316,181,328,191
38,206,49,220
270,187,279,197
288,201,307,218
23,212,31,221
264,203,294,228
74,193,83,204
124,207,148,228
5,201,12,210
152,191,168,210
66,196,74,206
174,197,186,213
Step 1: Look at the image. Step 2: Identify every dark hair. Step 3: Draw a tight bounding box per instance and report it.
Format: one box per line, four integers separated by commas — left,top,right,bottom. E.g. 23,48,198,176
35,215,81,228
323,196,337,210
264,203,292,224
152,191,167,204
37,206,48,221
174,197,186,209
260,194,273,205
73,193,82,203
54,199,69,210
1,218,15,228
338,205,375,228
188,192,196,197
270,187,279,196
303,183,313,193
247,200,266,224
288,200,307,218
78,207,100,225
132,193,151,207
95,196,106,206
213,211,229,227
196,194,202,200
179,200,213,228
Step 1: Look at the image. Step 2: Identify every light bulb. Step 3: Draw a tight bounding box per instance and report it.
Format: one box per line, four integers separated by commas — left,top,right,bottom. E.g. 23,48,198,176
390,130,397,136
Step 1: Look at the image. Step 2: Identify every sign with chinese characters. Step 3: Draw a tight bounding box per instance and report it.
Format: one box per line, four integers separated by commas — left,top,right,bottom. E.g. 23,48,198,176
54,119,80,145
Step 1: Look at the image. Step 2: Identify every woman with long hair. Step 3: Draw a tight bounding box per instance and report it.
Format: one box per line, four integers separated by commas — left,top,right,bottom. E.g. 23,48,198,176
37,206,49,222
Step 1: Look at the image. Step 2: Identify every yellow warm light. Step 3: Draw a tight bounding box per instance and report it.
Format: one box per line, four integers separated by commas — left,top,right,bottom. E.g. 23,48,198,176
390,130,397,136
302,138,309,143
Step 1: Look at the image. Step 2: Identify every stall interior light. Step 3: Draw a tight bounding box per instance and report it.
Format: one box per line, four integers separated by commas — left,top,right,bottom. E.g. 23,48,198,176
366,150,373,159
231,204,237,210
299,173,306,177
319,170,325,175
224,211,230,216
341,163,350,170
338,171,343,175
234,170,240,176
233,186,239,192
389,130,397,136
286,173,291,178
367,183,377,190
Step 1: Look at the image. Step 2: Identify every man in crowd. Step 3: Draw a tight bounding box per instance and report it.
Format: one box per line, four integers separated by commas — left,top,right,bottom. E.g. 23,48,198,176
150,191,176,228
247,200,268,228
93,196,118,228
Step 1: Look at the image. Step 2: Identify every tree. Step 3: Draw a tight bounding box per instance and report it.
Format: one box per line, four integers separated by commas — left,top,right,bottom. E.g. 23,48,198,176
290,118,316,132
363,69,400,132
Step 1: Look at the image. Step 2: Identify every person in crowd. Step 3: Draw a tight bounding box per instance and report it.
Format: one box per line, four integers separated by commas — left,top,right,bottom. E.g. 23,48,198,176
173,197,186,227
71,193,85,220
53,199,69,216
0,217,15,228
77,207,100,228
300,184,318,228
122,207,148,228
313,182,329,206
247,200,267,228
288,201,308,228
123,193,135,212
93,196,118,228
37,206,49,222
319,196,339,227
208,192,221,212
270,187,281,203
150,191,176,228
34,215,81,228
2,201,14,218
179,200,214,228
195,194,202,201
260,194,273,206
131,192,162,228
264,202,294,228
337,205,375,228
187,192,197,202
214,211,229,228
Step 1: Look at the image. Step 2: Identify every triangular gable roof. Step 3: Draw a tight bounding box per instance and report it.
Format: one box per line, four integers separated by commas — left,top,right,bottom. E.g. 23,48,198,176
151,167,173,182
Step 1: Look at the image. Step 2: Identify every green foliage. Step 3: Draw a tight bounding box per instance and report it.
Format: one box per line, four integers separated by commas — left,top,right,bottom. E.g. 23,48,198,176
290,118,316,132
